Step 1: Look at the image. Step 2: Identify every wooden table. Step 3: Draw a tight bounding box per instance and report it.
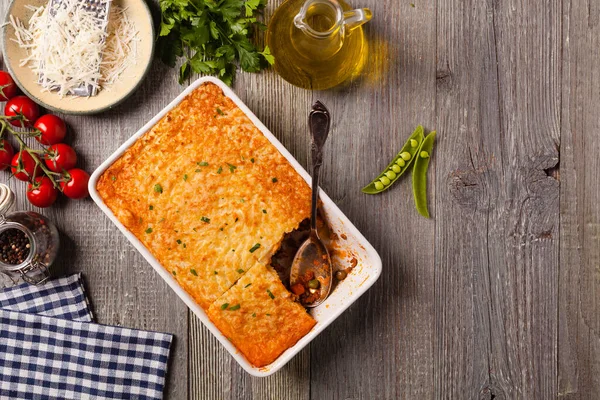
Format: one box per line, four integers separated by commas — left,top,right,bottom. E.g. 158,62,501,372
1,0,599,398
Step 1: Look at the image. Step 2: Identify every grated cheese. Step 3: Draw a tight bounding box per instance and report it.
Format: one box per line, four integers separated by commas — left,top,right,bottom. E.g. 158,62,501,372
10,0,139,97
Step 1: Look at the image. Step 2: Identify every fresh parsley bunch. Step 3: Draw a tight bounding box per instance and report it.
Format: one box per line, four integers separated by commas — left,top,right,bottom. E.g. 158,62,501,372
157,0,275,85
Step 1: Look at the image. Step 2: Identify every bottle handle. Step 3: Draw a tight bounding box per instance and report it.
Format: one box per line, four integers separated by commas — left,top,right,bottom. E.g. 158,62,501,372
343,8,372,31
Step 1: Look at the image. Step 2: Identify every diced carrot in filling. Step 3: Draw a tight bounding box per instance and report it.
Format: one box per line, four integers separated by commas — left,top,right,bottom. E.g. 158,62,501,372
291,283,305,296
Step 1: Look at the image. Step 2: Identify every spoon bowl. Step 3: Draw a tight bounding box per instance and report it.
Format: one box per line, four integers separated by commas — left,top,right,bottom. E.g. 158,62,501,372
290,231,332,307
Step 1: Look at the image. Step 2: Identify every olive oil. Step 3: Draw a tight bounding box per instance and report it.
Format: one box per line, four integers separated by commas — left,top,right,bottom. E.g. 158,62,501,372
266,0,370,90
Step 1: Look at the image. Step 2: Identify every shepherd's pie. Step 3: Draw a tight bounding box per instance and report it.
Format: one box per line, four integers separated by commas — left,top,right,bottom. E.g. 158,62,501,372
96,82,315,366
207,262,316,367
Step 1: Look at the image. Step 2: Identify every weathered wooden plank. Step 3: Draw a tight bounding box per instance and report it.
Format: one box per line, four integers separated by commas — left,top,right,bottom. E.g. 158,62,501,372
434,0,501,397
185,1,312,397
186,74,313,400
189,312,232,399
436,0,560,399
0,4,190,397
489,1,561,398
558,0,600,398
308,1,437,399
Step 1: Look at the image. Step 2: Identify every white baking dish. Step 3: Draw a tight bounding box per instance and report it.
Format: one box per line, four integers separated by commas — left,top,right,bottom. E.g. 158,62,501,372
88,76,382,377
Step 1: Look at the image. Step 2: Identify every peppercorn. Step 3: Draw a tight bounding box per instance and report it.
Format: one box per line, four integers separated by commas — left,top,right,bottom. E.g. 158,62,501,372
0,228,30,265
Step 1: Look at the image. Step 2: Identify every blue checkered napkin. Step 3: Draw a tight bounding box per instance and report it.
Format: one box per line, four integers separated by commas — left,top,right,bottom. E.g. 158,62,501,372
0,273,94,322
0,275,173,400
0,309,173,400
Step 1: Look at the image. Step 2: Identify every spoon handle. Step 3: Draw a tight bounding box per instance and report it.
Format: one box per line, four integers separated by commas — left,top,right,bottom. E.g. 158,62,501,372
308,101,331,231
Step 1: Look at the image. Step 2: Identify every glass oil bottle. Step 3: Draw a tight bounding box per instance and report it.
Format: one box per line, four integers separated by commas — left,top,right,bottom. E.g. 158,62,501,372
266,0,372,90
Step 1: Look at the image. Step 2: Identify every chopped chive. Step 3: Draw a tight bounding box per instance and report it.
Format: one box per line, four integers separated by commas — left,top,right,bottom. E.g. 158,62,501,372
216,107,225,115
272,177,278,183
172,270,176,276
266,289,275,299
154,184,163,193
214,271,218,275
190,269,198,276
149,205,154,210
220,227,224,231
195,169,201,173
174,230,179,233
139,217,143,223
252,313,256,317
262,209,267,214
249,243,261,253
217,166,223,174
176,239,182,244
111,176,116,182
197,161,209,166
183,243,187,248
201,216,210,223
266,313,271,316
240,198,245,203
183,174,188,181
227,163,237,173
244,283,252,288
159,218,165,223
220,303,229,310
228,304,240,311
250,158,255,163
237,268,244,273
192,228,197,232
145,227,153,234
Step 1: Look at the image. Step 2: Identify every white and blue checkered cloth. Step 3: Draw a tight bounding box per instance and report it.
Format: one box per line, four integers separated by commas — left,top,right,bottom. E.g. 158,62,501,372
0,274,173,400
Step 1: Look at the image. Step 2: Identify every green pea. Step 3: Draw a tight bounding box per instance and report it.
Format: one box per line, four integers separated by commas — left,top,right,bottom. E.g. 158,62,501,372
335,270,348,280
385,171,397,180
413,131,436,218
308,279,320,289
361,125,425,194
420,151,430,158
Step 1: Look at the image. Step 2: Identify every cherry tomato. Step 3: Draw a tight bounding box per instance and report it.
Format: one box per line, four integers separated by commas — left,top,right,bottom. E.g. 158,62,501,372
45,143,77,172
34,114,67,145
5,96,40,128
27,176,58,208
0,71,17,101
60,168,89,199
0,139,14,171
10,151,41,181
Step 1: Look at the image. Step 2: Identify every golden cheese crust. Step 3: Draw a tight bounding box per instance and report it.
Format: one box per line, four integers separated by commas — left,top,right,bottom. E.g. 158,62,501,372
207,263,316,367
96,82,312,310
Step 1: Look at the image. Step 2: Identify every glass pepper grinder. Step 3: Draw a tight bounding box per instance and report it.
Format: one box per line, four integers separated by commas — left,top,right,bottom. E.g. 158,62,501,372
0,184,59,285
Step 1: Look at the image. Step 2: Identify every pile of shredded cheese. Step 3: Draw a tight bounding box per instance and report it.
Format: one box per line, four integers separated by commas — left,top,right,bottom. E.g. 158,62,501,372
10,0,139,97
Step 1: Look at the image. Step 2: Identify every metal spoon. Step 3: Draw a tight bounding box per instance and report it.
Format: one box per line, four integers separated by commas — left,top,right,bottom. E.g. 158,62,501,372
290,101,333,308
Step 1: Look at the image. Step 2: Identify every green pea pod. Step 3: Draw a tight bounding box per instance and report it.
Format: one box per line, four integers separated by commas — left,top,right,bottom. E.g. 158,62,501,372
412,131,436,218
362,125,425,194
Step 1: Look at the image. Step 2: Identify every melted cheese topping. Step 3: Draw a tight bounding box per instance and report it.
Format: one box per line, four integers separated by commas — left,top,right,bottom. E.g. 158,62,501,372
207,263,316,367
97,82,312,310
